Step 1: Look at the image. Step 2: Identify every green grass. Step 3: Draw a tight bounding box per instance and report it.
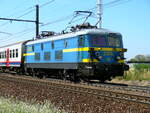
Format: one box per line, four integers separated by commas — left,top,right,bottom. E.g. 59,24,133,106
0,97,66,113
122,64,150,81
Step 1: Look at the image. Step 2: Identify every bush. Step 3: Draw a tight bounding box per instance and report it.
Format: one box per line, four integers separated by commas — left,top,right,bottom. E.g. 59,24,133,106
0,97,66,113
122,64,150,81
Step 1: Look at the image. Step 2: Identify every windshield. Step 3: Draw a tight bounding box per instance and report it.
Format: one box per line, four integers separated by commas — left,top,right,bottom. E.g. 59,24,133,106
90,33,122,47
91,35,107,47
108,33,122,47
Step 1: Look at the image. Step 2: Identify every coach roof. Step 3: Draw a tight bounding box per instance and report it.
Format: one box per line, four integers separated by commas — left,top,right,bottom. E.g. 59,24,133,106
0,41,27,49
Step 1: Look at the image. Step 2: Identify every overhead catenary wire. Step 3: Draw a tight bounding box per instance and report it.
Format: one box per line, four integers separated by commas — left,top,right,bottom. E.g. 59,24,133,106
0,6,35,27
0,0,56,44
40,0,55,8
41,5,98,28
0,27,35,44
41,14,73,27
104,0,132,8
0,0,55,27
0,31,12,36
0,0,133,45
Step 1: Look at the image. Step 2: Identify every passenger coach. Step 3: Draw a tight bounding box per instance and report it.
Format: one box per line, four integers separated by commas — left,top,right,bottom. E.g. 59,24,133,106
0,41,27,73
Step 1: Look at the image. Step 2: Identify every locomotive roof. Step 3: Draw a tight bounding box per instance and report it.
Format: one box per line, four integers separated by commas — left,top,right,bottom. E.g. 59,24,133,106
26,28,121,45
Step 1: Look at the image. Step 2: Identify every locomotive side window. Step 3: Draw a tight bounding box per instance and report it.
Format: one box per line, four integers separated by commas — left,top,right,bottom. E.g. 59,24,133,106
35,53,40,61
27,46,34,52
41,43,44,50
64,40,67,48
79,35,85,47
52,40,54,49
55,50,63,60
32,45,34,51
44,52,51,60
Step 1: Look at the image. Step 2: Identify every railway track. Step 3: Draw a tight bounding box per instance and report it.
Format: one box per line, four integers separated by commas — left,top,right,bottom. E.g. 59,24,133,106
0,73,150,106
46,77,150,96
87,82,150,95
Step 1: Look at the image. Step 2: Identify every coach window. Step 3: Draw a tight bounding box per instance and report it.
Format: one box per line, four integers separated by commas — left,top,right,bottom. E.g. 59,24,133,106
1,52,3,59
51,40,54,49
3,52,5,58
0,52,2,59
1,52,2,59
16,49,18,58
10,50,12,58
13,49,15,58
5,51,6,58
2,52,4,58
55,50,63,60
79,35,85,47
35,53,40,61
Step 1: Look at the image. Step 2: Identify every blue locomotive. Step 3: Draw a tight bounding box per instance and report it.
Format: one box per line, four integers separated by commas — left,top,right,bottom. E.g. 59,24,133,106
22,24,129,82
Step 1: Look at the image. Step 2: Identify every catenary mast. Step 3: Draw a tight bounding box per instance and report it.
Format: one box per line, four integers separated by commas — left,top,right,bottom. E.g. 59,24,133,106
97,0,102,28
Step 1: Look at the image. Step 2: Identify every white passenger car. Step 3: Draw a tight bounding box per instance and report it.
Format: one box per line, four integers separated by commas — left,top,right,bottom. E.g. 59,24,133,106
0,41,26,68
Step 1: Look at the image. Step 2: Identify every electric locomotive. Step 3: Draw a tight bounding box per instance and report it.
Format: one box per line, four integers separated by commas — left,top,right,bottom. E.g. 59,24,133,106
23,24,129,82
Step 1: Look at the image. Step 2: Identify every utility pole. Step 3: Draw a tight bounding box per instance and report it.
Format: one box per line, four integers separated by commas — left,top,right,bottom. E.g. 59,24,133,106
0,5,40,38
36,5,39,38
97,0,102,28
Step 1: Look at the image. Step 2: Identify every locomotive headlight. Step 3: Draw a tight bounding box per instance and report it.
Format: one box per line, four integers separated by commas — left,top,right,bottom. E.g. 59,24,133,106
98,56,103,59
96,52,100,56
116,56,121,60
120,52,124,57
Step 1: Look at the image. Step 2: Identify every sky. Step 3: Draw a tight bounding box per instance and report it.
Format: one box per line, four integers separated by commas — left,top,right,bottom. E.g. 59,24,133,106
0,0,150,60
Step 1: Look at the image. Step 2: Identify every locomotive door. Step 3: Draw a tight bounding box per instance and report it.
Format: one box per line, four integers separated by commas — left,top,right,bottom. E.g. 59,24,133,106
6,48,10,67
78,35,85,62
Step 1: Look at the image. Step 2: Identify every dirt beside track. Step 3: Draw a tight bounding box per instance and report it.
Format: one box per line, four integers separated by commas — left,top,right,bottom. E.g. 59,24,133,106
0,74,150,113
111,79,150,86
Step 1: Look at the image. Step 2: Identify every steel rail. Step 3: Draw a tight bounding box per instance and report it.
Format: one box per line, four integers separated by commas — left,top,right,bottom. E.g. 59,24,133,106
0,75,150,105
